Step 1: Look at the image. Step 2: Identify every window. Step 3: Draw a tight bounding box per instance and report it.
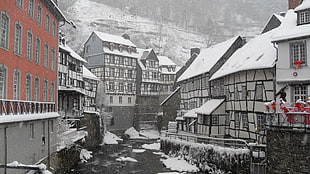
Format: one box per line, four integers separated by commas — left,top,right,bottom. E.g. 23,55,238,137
50,81,54,102
255,84,264,101
30,123,34,138
212,116,219,125
128,97,131,104
119,82,124,92
0,12,10,49
109,81,114,91
42,121,45,145
50,120,54,133
37,5,42,25
13,69,20,100
51,48,56,71
28,0,34,18
43,79,48,102
45,14,50,32
34,77,40,101
26,31,33,61
110,96,113,104
128,70,132,78
128,83,133,92
14,22,22,56
257,114,266,131
16,0,24,9
299,10,310,25
52,21,56,37
119,57,124,65
0,65,7,99
44,43,49,68
290,41,306,66
35,37,41,64
241,113,248,128
119,96,122,104
292,85,307,102
241,85,247,100
234,112,240,128
26,73,32,100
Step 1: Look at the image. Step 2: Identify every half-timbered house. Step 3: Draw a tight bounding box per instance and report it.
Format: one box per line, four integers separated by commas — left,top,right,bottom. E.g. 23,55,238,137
210,29,278,143
177,36,244,134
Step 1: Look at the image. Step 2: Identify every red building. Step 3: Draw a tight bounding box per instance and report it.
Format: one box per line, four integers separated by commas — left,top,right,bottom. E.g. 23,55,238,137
0,0,66,173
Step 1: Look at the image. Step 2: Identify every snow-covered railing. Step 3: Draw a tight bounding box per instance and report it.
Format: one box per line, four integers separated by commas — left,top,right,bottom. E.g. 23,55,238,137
0,161,50,174
164,132,249,149
0,99,55,116
265,99,310,128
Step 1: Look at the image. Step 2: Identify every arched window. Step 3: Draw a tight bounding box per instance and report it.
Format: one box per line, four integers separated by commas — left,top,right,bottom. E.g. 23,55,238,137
0,65,7,99
26,73,32,100
13,69,20,100
0,12,10,49
14,21,22,55
34,76,40,101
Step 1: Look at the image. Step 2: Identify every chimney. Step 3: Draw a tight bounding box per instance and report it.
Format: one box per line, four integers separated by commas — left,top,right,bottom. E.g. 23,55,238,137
122,33,130,40
288,0,303,9
190,48,200,57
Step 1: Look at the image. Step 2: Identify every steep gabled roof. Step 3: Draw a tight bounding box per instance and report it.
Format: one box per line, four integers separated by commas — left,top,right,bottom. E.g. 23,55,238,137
83,66,99,81
272,8,310,42
93,31,136,47
158,56,176,66
211,29,277,80
59,44,87,63
177,36,240,82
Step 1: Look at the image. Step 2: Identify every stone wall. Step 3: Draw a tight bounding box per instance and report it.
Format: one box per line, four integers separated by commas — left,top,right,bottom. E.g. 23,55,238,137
267,128,310,173
160,138,250,173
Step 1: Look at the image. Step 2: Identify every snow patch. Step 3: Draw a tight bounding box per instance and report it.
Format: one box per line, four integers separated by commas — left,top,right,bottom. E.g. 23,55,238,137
132,149,146,153
124,127,147,139
161,157,199,173
142,143,161,150
116,157,138,163
103,131,123,145
80,149,93,163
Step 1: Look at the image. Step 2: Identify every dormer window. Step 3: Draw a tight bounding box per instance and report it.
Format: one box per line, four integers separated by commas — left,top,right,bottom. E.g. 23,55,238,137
297,10,310,25
109,43,114,51
119,44,123,52
128,46,132,54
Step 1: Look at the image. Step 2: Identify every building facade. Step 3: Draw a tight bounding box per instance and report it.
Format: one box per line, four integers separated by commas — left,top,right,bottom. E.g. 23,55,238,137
83,31,139,130
0,0,66,173
135,48,160,130
177,36,244,134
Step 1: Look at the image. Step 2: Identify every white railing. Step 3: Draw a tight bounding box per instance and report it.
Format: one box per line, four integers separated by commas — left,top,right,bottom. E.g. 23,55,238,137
0,99,55,115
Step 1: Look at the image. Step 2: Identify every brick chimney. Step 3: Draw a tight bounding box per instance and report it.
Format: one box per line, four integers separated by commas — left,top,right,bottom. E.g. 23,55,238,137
288,0,303,9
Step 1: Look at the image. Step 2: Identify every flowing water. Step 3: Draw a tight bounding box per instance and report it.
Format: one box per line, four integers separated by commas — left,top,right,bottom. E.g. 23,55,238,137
69,139,179,174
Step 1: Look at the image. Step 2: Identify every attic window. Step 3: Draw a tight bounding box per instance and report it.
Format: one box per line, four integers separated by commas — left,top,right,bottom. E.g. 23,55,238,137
128,46,132,53
298,10,310,25
109,43,114,51
119,44,123,52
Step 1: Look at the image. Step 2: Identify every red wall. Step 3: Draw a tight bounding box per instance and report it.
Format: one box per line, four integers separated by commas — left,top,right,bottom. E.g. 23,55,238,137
0,0,59,102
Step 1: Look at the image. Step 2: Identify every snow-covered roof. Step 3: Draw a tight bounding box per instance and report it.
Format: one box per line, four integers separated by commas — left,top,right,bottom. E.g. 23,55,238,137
177,36,240,82
0,112,59,124
295,0,310,11
137,48,153,60
210,30,277,80
272,9,310,42
158,56,176,66
103,47,140,59
94,31,136,47
49,0,68,22
183,108,198,118
195,99,225,115
160,86,180,106
59,44,87,63
83,66,99,81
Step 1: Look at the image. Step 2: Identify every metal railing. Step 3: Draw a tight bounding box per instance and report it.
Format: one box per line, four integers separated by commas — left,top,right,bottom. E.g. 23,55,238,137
164,132,249,149
0,99,55,116
265,112,310,128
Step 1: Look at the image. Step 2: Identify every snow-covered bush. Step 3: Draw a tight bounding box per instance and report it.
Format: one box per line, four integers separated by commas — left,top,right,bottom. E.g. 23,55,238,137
160,137,250,173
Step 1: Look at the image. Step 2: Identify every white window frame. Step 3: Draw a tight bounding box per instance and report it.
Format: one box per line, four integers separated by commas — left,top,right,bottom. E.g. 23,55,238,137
51,48,56,71
44,43,49,68
28,0,34,18
50,81,54,102
43,79,48,102
13,69,21,100
14,22,22,56
292,85,307,102
35,36,41,65
290,40,307,66
26,73,32,101
34,76,40,101
45,13,50,32
26,30,33,61
16,0,24,9
0,12,10,49
37,5,42,26
0,65,7,99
